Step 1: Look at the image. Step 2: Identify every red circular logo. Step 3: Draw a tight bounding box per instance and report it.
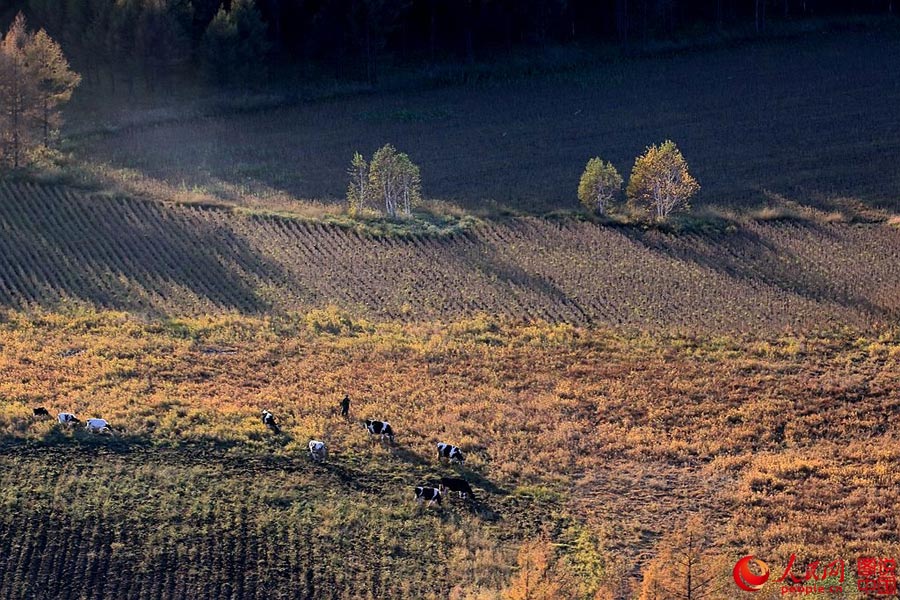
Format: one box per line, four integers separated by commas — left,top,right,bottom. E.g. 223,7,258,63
733,555,770,592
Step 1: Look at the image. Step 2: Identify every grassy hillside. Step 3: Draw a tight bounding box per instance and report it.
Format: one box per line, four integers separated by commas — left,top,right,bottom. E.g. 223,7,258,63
68,30,900,214
0,446,521,600
3,28,900,596
1,182,898,332
0,312,898,598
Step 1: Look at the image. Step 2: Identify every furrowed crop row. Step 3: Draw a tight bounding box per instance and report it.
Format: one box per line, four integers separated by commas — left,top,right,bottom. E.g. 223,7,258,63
123,200,214,312
132,201,240,312
761,222,900,315
5,184,75,307
29,185,126,309
52,188,160,310
0,182,896,330
2,513,447,599
51,186,154,309
37,185,113,304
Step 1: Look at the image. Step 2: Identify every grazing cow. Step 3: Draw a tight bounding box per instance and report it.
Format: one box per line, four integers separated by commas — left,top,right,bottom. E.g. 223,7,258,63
439,477,476,500
364,420,395,443
308,440,327,463
261,410,281,434
57,412,80,426
414,486,442,507
33,407,50,417
85,418,112,434
437,443,465,464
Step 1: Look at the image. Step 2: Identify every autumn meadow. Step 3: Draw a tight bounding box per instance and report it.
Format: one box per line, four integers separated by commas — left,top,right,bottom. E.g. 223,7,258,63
1,1,899,599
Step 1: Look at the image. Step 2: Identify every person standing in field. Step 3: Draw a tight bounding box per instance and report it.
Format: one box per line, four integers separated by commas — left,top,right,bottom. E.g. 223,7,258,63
340,394,351,419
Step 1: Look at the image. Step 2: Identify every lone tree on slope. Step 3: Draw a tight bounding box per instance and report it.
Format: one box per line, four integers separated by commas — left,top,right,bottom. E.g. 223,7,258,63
626,140,699,221
24,28,81,148
0,13,80,169
348,144,421,217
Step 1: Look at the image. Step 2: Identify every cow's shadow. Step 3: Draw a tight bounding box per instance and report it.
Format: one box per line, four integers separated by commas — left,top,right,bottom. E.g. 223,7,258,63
389,445,431,467
37,426,152,451
390,447,509,521
453,468,507,497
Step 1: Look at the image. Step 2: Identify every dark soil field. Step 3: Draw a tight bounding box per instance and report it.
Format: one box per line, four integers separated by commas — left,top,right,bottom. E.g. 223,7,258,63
71,31,900,214
0,446,528,600
1,182,898,332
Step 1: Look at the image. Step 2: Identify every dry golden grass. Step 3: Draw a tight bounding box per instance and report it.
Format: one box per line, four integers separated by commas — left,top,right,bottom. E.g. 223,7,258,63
1,310,897,597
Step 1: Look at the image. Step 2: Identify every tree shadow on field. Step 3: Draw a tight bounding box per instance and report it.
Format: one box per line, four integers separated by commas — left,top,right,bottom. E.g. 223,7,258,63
623,219,892,321
317,460,382,494
0,426,153,456
458,225,590,323
0,182,295,314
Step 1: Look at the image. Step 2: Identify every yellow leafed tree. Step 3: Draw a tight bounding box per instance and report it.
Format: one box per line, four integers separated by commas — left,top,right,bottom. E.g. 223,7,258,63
503,539,576,600
626,140,699,221
639,516,730,600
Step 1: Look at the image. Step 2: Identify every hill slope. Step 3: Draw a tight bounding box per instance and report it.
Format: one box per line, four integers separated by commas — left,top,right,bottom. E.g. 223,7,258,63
1,182,898,332
0,315,898,598
71,30,900,213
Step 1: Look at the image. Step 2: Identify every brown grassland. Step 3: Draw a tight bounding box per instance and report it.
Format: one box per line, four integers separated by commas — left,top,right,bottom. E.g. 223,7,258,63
1,311,898,598
2,26,900,600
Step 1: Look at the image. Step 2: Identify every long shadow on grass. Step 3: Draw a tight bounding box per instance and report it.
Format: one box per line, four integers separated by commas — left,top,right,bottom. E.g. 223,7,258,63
0,428,153,455
622,219,892,321
0,182,296,314
388,446,507,494
458,224,591,323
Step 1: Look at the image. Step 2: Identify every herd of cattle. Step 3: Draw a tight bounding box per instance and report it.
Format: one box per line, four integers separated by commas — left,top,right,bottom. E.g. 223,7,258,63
32,404,476,508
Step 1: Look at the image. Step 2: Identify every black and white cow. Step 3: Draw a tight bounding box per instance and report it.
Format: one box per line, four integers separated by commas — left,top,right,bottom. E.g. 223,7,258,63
85,418,113,434
57,412,80,426
436,443,465,464
364,420,395,443
261,410,281,434
439,477,475,500
308,440,327,463
33,407,50,417
414,486,442,507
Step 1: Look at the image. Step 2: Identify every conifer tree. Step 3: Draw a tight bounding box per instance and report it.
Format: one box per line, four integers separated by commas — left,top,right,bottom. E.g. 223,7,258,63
24,28,81,147
0,13,35,168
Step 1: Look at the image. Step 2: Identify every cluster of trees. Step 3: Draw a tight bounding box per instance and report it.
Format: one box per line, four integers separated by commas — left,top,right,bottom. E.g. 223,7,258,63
578,140,700,221
19,0,270,90
346,140,698,221
0,14,80,169
499,518,729,599
347,144,422,217
349,143,696,228
0,1,893,90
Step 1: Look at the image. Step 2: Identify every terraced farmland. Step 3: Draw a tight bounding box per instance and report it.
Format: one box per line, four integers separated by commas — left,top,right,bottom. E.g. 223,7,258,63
1,182,897,332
